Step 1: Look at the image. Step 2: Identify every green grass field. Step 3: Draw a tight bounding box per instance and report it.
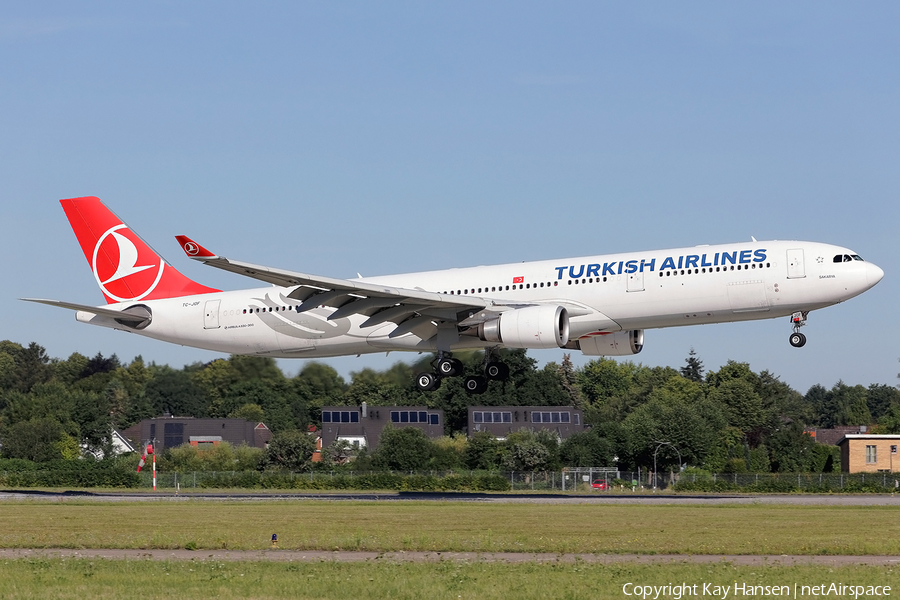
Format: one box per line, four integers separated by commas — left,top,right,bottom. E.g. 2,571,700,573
0,559,896,600
1,500,898,599
1,501,899,555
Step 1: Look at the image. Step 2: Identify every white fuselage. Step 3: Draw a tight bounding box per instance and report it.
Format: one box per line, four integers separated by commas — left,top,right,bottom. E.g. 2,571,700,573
75,240,883,358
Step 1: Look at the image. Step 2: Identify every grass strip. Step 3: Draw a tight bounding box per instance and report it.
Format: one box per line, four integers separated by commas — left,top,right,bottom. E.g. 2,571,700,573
0,501,899,555
0,558,896,600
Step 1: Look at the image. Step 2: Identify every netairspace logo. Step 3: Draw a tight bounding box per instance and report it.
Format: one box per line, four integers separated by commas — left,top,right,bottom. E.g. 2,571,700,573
622,582,892,600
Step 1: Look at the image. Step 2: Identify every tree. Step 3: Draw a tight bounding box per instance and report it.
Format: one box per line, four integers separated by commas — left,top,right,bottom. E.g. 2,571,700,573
224,379,303,432
620,377,726,470
228,403,266,423
1,418,73,462
866,384,900,420
504,431,551,471
817,382,872,428
265,430,316,471
556,354,583,407
680,348,704,382
0,341,51,393
707,378,765,434
464,432,502,470
767,422,818,473
372,426,433,471
876,404,900,434
322,439,356,466
559,430,616,467
144,366,206,417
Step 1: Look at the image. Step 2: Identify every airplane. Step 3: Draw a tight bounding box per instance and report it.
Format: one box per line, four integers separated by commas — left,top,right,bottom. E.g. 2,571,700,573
23,196,884,394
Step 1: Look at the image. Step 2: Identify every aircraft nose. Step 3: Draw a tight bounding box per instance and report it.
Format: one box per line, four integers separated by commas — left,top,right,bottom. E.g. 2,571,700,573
866,262,885,287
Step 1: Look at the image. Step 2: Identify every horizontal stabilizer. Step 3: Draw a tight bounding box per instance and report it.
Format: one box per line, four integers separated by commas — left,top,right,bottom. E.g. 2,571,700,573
20,298,149,322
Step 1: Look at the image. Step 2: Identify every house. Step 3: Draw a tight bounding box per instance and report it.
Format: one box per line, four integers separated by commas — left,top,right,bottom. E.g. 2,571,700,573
837,434,900,473
121,416,272,452
808,425,870,446
467,405,587,440
319,403,444,451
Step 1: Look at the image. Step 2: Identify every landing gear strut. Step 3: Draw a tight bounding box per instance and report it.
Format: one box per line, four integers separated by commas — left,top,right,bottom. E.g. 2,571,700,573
789,311,808,348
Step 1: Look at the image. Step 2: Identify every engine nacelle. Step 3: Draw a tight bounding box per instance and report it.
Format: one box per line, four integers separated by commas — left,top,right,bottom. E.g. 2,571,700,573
575,330,644,356
477,305,569,349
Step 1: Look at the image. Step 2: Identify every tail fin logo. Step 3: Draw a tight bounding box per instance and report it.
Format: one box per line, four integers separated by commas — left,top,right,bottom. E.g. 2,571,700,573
92,224,165,302
182,241,200,256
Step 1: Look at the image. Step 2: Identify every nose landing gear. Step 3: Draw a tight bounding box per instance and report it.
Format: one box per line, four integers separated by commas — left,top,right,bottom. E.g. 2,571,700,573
789,311,808,348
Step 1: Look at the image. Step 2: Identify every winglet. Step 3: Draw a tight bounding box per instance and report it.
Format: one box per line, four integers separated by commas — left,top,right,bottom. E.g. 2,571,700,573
175,235,218,259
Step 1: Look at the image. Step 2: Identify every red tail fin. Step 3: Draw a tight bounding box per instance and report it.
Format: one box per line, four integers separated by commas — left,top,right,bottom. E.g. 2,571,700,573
61,196,221,304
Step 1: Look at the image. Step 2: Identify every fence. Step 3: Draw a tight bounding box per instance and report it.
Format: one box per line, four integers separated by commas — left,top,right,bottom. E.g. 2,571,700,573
136,469,900,493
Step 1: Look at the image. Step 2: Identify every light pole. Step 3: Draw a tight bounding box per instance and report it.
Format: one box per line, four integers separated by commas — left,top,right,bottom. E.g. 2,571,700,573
652,441,682,490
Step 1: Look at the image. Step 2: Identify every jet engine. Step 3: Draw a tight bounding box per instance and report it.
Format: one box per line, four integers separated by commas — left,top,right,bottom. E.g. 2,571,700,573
476,305,569,349
574,330,643,356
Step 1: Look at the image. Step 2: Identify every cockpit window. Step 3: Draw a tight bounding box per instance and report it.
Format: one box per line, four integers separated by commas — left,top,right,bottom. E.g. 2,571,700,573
833,255,843,263
834,254,866,263
851,254,864,261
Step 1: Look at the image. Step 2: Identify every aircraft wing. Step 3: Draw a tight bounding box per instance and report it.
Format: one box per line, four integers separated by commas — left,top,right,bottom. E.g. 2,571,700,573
173,235,531,335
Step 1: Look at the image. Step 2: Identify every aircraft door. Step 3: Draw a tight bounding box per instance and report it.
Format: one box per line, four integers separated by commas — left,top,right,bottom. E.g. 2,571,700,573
204,299,221,329
786,249,805,279
627,271,645,292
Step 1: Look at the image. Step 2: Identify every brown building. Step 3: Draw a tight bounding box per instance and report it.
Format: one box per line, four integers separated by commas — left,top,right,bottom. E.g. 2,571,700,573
467,406,587,439
837,434,900,473
319,403,444,451
808,425,870,446
122,417,272,452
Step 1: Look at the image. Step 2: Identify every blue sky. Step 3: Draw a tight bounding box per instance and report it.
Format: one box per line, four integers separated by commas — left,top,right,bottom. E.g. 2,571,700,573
2,3,898,393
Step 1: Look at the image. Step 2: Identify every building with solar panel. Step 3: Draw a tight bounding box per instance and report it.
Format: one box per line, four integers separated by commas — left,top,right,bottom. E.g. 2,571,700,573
467,406,586,440
319,402,444,451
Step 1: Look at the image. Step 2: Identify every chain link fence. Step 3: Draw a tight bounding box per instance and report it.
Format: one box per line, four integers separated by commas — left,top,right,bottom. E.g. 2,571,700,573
135,469,900,493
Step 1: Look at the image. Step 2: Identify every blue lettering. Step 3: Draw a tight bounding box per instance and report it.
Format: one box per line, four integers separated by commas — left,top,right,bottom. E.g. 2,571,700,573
739,250,752,264
701,254,712,267
586,263,601,277
714,252,719,266
602,262,617,276
555,266,567,280
685,255,699,269
625,260,638,274
617,261,623,275
754,249,767,262
569,264,585,278
640,258,656,272
661,257,676,270
677,256,684,269
721,251,737,265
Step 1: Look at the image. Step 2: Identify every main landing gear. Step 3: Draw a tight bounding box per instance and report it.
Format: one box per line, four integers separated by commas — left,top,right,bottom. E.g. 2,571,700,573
789,311,808,348
415,352,510,394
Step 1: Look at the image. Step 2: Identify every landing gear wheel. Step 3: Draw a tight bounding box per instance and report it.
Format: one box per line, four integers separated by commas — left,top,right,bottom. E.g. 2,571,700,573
415,372,441,392
484,361,509,381
436,357,463,377
789,332,807,348
463,375,488,395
